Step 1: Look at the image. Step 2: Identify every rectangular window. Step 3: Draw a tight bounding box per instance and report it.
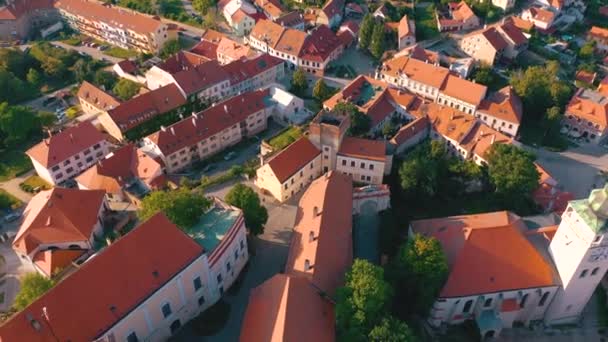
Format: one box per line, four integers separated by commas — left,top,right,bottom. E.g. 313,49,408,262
360,162,365,169
84,149,91,155
284,183,288,189
193,276,202,291
161,303,172,318
63,160,70,166
65,167,74,174
93,143,101,150
361,175,365,181
342,160,346,166
580,269,588,278
240,240,244,250
351,161,355,167
592,267,600,276
462,300,473,313
234,250,239,260
484,298,492,307
86,156,93,163
51,165,60,172
217,274,223,283
127,332,139,342
369,164,374,170
198,296,205,306
227,262,231,271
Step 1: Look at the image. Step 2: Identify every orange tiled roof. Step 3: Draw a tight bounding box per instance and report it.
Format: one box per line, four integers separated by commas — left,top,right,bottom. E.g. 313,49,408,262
0,214,203,341
477,86,523,124
576,70,597,84
450,1,476,21
411,211,558,297
267,137,321,183
338,136,386,162
599,76,608,95
412,101,476,143
240,274,335,342
216,37,254,61
255,0,284,18
26,121,107,168
566,88,608,128
77,81,121,111
33,248,86,277
13,188,106,255
441,75,487,106
589,26,608,40
321,0,343,19
275,26,307,55
459,121,512,159
250,19,286,48
285,171,353,296
391,116,430,146
201,29,227,44
398,14,415,39
382,55,449,89
508,16,534,32
528,7,555,24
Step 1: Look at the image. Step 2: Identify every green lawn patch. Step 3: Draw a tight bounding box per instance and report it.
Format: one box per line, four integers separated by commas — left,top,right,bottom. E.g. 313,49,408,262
267,126,303,150
19,175,52,193
415,4,439,41
0,189,21,210
61,37,82,46
0,149,32,182
105,47,138,59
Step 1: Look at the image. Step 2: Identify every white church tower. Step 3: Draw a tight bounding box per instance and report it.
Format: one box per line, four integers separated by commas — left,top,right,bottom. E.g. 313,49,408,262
545,184,608,324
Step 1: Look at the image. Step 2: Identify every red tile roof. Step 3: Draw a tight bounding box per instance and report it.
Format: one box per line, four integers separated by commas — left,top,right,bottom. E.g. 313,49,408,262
77,81,121,111
321,0,343,19
201,28,227,44
158,51,210,74
300,25,342,62
115,60,138,74
390,116,430,146
147,89,271,156
216,37,254,61
398,15,415,39
267,137,321,183
589,26,608,40
499,21,527,45
55,0,164,34
477,86,523,124
13,188,105,255
33,249,86,277
481,27,509,50
240,274,335,342
338,136,386,162
0,0,54,20
26,121,107,168
575,70,597,84
171,59,229,96
441,74,487,106
0,213,203,341
275,10,304,27
190,40,220,59
411,211,558,297
566,88,608,128
223,53,283,86
107,83,186,132
285,171,353,296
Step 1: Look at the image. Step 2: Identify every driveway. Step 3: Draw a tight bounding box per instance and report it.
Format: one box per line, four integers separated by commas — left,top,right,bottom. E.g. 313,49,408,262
530,144,608,199
0,170,34,203
50,41,123,64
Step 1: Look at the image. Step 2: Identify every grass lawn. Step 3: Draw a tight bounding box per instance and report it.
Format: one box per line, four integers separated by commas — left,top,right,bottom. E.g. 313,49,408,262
0,149,32,182
20,175,52,191
0,189,22,210
267,126,303,150
105,47,138,59
61,36,82,46
415,4,439,41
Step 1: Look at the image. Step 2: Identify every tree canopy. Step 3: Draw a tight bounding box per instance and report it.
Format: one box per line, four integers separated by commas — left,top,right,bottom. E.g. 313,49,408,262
312,78,333,103
138,188,211,230
359,14,374,50
290,68,308,96
112,78,141,101
333,102,370,136
368,315,416,342
160,39,181,59
225,184,268,235
0,103,41,148
94,70,118,91
192,0,215,14
13,273,55,311
370,21,385,60
388,234,448,317
486,144,540,200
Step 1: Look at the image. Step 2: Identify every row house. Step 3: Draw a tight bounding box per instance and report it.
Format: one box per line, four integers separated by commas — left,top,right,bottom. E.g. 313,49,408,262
143,89,275,173
436,1,480,32
377,55,488,115
398,14,416,50
316,0,343,29
521,7,555,31
76,81,121,116
12,187,107,277
336,137,389,185
99,83,187,141
274,10,305,30
254,0,285,20
26,121,111,186
222,0,257,36
588,26,608,55
562,87,608,143
476,86,523,137
55,0,175,54
0,0,57,41
1,207,248,341
459,21,528,65
247,19,343,75
216,37,257,64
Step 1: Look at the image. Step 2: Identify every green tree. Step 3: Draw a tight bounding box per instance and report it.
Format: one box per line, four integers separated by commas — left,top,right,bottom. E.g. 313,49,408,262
138,188,211,230
225,184,268,235
41,57,66,78
290,68,308,95
94,70,118,91
333,102,370,136
389,234,448,317
0,69,30,104
0,103,40,147
370,21,385,60
192,0,215,14
13,273,55,311
72,58,94,82
38,111,57,128
0,48,36,79
382,120,397,137
112,78,141,101
578,41,595,60
542,105,562,139
336,259,393,341
202,8,220,29
312,78,331,102
369,315,416,342
160,39,181,59
398,141,448,198
486,144,540,199
26,68,41,87
359,14,374,50
472,64,498,88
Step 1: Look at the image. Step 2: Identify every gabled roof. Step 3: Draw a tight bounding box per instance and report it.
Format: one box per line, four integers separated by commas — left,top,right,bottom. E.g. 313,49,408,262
411,101,476,143
480,27,509,51
285,171,353,296
0,0,54,20
267,137,321,183
250,19,286,48
566,87,608,128
274,26,307,55
440,74,487,106
498,21,527,45
33,248,86,277
240,274,335,342
381,55,450,89
526,7,555,24
299,25,342,62
450,1,476,21
216,37,254,61
189,40,220,60
459,121,512,159
275,10,304,27
390,116,430,146
26,121,106,168
115,60,138,74
0,214,203,341
76,81,121,111
107,83,186,132
411,211,558,297
255,0,284,18
223,53,283,86
398,14,415,39
171,59,229,96
477,86,523,124
338,136,386,162
321,0,343,19
157,50,210,74
201,29,226,44
13,188,106,255
589,26,608,40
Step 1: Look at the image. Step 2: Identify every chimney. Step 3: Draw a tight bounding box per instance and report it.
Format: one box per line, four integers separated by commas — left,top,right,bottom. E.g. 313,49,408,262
313,206,319,217
69,133,74,142
170,127,175,135
160,125,166,132
491,134,496,144
192,117,197,126
224,105,228,113
309,231,315,242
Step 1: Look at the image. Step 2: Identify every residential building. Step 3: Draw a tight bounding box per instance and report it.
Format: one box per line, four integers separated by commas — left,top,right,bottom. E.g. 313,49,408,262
492,0,515,11
12,187,107,277
377,55,488,115
436,1,480,32
389,116,430,154
222,0,257,36
216,37,256,64
521,7,555,31
0,205,249,341
0,0,57,41
76,81,121,116
274,10,305,30
317,0,343,29
337,20,359,48
268,86,308,124
55,0,176,54
336,137,388,184
76,144,165,205
247,19,344,75
459,22,528,65
398,14,416,50
345,2,364,18
112,60,146,84
575,70,597,86
26,121,111,185
476,86,523,137
562,87,608,143
373,3,389,20
143,89,275,173
588,26,608,54
414,184,608,337
99,83,187,141
254,0,284,20
241,171,353,341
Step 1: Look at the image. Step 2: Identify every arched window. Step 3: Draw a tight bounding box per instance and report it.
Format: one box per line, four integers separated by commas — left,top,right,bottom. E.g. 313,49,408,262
539,292,549,306
520,293,529,308
462,300,473,313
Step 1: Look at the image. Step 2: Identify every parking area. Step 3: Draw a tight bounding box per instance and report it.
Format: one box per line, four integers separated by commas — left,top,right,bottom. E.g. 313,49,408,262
50,41,123,64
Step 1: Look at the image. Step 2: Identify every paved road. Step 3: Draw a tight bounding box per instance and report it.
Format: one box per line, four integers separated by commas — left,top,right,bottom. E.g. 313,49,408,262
50,41,124,64
0,170,34,204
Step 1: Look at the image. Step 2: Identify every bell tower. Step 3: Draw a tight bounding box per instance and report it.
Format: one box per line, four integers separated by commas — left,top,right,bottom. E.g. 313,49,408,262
545,184,608,324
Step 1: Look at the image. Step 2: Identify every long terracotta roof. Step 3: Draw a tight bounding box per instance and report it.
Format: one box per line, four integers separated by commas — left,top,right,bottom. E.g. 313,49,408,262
411,211,558,297
77,81,121,111
55,0,164,34
391,116,430,146
240,274,335,342
267,137,321,183
158,51,210,74
338,136,386,162
13,188,106,255
250,19,286,48
299,25,342,62
382,55,449,89
441,74,487,106
217,37,254,61
285,171,353,296
223,53,284,85
107,83,186,132
26,121,107,168
0,0,54,20
0,213,203,341
171,59,229,96
477,86,523,124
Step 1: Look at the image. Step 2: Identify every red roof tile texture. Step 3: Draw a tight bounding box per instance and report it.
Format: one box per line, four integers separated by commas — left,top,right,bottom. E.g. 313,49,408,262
338,136,386,162
267,137,321,183
77,81,121,111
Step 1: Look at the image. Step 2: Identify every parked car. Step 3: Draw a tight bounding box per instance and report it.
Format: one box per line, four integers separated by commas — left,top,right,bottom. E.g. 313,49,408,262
3,212,21,223
224,151,237,161
79,51,88,56
98,45,108,51
42,97,58,107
